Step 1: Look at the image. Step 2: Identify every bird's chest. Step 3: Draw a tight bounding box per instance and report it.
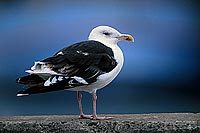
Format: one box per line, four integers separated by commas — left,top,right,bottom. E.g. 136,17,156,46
93,46,124,89
112,46,124,69
70,45,124,94
107,45,124,79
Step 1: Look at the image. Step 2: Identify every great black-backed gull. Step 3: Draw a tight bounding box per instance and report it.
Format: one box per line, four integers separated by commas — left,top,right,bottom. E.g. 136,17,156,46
16,26,134,120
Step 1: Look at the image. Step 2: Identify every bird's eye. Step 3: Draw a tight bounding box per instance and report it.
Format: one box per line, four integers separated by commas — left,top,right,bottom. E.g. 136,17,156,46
102,31,111,36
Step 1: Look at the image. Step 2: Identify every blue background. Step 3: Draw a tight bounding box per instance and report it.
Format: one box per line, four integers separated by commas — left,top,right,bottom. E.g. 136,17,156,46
0,0,199,116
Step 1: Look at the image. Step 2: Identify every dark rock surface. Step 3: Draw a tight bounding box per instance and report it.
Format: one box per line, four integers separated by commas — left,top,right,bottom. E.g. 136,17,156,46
0,113,199,133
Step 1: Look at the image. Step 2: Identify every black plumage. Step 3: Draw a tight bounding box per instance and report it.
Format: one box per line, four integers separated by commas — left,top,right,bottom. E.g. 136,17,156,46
16,40,117,95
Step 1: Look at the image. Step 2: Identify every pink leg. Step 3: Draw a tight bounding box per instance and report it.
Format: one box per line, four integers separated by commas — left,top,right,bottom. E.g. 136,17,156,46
77,91,91,119
91,92,112,120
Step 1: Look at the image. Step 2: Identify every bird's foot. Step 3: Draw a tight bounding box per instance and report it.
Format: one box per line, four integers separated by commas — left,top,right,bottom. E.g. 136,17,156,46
91,115,112,120
79,114,92,119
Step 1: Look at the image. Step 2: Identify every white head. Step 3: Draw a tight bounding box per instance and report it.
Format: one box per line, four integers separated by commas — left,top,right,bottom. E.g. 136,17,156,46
88,26,134,45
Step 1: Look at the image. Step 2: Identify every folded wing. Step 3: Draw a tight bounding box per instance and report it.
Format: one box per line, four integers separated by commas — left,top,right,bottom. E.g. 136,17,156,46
16,40,117,96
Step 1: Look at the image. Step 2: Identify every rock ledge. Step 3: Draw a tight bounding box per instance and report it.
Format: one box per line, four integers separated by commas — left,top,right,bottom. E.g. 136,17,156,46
0,113,199,132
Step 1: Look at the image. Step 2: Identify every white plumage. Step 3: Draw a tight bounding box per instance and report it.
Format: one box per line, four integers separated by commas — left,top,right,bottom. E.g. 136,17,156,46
16,25,134,120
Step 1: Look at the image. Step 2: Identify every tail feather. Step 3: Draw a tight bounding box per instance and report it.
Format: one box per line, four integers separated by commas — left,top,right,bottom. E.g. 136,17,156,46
16,85,65,96
16,75,87,96
16,74,45,85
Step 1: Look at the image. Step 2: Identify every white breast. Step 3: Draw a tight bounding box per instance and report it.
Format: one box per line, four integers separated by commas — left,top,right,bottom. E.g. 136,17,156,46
69,44,124,94
95,45,124,89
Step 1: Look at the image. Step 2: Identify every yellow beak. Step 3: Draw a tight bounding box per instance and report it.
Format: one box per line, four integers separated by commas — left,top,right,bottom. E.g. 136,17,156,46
117,34,134,42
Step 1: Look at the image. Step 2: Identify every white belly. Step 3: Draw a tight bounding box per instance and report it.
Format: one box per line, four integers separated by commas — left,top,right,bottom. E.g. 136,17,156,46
68,45,124,93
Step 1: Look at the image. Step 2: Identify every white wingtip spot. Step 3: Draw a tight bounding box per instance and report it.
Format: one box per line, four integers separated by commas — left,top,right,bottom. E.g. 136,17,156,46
72,76,88,84
51,76,57,84
44,78,51,86
58,76,63,81
16,78,21,83
57,51,64,55
17,93,29,97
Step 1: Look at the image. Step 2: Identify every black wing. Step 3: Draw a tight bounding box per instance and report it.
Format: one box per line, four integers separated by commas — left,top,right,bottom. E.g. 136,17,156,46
16,40,117,95
42,40,117,83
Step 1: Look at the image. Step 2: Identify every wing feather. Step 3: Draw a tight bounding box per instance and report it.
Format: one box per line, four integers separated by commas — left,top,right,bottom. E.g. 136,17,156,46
17,40,117,95
41,40,117,83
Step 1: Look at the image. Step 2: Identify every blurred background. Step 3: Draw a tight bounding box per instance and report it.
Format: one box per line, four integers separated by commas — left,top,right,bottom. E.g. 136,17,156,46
0,0,199,116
